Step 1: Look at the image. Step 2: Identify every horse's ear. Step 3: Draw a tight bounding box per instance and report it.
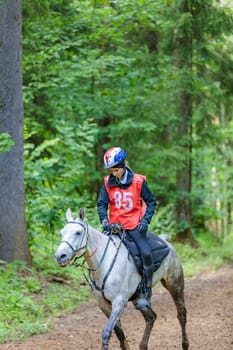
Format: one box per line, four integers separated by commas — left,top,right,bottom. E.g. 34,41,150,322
66,208,73,222
78,208,85,221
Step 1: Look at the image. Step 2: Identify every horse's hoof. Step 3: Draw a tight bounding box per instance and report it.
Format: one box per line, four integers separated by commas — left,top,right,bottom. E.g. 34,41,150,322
182,339,189,350
122,339,130,350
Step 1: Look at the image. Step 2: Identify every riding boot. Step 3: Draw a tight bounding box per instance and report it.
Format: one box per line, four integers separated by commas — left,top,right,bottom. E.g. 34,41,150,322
143,265,154,300
135,265,154,310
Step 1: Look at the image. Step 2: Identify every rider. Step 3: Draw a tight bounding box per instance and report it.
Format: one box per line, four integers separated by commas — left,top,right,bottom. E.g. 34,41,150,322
97,146,156,308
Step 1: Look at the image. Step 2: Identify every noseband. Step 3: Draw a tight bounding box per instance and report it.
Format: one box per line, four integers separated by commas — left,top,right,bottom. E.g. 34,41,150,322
62,221,88,256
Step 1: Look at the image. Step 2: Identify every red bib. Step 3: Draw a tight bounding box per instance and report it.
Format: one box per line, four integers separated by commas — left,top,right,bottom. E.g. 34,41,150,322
104,173,146,230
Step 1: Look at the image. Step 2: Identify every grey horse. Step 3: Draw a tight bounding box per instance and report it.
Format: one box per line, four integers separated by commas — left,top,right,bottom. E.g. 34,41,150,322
55,208,189,350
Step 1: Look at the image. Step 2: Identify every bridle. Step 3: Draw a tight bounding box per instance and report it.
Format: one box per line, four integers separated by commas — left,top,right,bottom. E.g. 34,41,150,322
61,220,99,260
62,221,89,257
61,220,122,299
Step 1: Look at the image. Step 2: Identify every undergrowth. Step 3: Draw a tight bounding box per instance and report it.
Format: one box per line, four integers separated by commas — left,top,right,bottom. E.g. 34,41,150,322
174,232,233,276
0,254,90,343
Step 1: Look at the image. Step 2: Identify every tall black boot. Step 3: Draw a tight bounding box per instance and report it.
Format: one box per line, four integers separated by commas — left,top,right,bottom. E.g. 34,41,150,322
144,265,154,298
135,265,154,310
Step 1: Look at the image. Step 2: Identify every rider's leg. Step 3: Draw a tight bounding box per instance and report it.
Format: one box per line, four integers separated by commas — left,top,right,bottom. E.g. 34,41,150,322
127,228,153,307
141,248,153,303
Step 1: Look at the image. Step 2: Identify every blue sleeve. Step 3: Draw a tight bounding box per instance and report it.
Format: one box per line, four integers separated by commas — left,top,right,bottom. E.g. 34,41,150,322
141,180,156,224
97,183,109,223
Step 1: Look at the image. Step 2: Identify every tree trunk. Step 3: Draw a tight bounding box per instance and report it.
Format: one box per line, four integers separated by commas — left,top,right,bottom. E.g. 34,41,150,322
175,92,192,238
175,0,193,239
0,0,32,263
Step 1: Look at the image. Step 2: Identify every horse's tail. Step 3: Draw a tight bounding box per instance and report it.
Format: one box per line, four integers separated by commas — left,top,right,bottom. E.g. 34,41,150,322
158,233,171,242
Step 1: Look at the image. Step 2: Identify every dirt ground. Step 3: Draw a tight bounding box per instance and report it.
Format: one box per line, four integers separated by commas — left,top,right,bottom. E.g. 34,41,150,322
1,266,233,350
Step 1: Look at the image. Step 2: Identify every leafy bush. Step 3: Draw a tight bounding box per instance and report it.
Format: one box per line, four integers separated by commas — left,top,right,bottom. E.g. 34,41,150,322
175,230,233,276
24,118,98,250
149,204,176,238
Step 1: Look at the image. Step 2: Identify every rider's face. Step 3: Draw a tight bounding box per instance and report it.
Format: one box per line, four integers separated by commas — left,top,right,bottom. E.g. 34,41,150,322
109,168,125,180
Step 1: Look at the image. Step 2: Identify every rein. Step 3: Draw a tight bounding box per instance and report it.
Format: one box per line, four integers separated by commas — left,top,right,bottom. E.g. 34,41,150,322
84,230,99,259
88,234,122,300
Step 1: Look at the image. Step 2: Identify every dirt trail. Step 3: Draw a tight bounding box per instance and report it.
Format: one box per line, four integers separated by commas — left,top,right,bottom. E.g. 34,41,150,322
1,266,233,350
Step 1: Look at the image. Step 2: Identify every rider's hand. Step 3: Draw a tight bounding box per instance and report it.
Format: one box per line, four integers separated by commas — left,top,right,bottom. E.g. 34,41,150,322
102,219,112,232
138,221,148,234
111,222,122,234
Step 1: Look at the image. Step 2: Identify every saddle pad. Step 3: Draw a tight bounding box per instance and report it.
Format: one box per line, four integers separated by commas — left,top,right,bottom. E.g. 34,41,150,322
119,232,170,275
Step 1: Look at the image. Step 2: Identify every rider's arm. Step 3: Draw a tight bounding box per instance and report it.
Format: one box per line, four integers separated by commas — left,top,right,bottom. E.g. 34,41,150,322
97,183,110,223
140,180,156,224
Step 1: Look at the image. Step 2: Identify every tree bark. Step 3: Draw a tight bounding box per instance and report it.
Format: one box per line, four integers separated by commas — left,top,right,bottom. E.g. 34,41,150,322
0,0,32,263
175,0,193,239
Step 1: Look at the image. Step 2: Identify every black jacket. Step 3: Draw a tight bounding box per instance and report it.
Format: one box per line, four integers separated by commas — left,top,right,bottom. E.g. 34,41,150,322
97,167,156,225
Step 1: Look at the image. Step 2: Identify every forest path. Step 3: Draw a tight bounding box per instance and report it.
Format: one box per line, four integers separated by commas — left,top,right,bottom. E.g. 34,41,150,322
1,266,233,350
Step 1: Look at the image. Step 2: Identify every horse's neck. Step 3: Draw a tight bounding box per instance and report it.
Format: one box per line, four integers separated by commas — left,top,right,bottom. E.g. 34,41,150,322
85,226,110,269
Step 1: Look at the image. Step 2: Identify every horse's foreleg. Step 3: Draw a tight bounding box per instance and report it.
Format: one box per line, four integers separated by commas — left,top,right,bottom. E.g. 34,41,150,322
114,320,130,350
102,298,127,350
161,278,189,350
99,302,129,350
134,303,157,350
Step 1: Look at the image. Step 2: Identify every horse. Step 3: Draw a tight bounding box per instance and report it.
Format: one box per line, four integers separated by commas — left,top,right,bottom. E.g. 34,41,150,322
55,208,189,350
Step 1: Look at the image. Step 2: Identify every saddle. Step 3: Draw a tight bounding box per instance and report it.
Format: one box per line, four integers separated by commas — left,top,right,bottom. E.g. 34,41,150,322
118,231,170,275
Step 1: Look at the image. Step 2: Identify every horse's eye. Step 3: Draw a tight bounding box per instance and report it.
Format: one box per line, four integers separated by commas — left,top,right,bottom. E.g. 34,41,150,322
75,231,81,236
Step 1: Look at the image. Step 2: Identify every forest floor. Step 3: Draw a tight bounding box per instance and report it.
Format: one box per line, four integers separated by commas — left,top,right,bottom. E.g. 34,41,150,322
1,266,233,350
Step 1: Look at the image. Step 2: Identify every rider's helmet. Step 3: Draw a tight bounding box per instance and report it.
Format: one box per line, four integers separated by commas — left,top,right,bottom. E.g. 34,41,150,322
103,147,126,169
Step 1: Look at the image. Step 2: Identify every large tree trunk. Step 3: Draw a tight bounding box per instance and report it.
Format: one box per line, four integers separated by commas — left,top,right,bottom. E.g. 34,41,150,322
0,0,32,263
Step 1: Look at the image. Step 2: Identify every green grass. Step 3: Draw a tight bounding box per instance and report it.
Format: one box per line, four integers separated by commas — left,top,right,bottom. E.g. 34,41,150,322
0,256,90,343
174,231,233,276
0,231,232,344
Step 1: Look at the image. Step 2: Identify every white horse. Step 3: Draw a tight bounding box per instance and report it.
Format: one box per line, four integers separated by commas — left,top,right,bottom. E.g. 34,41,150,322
55,208,189,350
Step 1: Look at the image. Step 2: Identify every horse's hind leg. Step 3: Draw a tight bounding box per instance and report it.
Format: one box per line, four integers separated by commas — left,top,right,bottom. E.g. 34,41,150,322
161,274,189,350
133,302,157,350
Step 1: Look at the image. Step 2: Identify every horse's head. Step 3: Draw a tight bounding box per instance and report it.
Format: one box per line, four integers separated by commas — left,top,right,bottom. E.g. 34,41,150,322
55,208,88,267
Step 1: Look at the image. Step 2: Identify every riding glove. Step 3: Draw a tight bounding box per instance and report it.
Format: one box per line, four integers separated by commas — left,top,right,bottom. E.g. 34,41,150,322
138,221,148,234
102,219,112,232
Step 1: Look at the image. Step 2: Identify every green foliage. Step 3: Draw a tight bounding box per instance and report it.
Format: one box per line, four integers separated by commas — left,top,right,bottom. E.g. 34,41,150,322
219,233,233,261
174,230,233,276
22,0,50,18
0,261,46,342
22,0,233,241
0,133,14,153
149,204,176,238
0,258,90,343
24,118,98,248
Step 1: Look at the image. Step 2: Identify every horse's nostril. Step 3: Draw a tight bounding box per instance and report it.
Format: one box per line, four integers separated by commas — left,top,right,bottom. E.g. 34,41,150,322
60,254,67,262
55,253,67,263
55,253,68,267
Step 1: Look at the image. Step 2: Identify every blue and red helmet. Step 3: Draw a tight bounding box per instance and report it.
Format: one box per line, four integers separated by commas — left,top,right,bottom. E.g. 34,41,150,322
103,147,126,169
